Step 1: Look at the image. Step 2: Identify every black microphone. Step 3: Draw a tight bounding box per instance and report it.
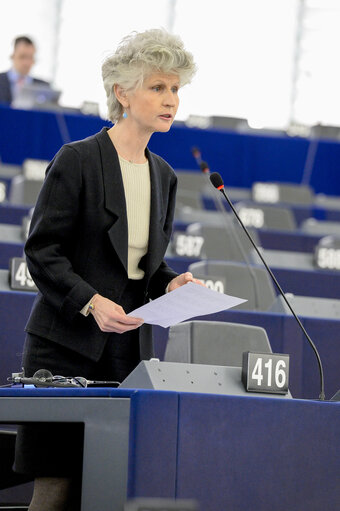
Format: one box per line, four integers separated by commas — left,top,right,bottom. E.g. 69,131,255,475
191,146,202,166
191,146,210,175
210,172,224,190
199,161,210,174
210,171,325,401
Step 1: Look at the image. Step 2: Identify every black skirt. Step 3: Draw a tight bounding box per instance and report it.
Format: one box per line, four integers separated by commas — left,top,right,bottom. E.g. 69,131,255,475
14,279,145,477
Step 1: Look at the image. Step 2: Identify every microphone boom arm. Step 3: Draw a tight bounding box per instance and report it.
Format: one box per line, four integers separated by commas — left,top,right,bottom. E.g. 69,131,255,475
212,178,325,401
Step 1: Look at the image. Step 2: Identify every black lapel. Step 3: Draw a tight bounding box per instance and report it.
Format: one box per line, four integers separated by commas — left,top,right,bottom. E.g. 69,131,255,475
95,129,168,279
95,128,128,273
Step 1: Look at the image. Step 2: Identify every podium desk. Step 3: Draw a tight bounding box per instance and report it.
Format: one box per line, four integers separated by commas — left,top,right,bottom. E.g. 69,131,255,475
0,279,340,399
0,388,339,511
0,388,132,511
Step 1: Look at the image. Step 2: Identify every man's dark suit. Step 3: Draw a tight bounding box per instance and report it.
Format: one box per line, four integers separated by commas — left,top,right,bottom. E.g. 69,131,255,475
24,127,178,361
0,71,49,104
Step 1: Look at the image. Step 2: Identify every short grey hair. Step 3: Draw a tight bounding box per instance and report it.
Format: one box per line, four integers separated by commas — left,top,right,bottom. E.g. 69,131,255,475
102,28,197,123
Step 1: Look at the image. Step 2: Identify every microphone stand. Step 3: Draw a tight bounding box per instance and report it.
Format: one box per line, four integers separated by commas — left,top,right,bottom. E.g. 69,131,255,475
202,166,262,309
191,150,262,308
212,177,325,401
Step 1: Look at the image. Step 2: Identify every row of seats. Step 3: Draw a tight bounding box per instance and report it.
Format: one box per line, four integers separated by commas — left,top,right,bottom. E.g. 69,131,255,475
176,169,340,209
171,219,340,272
2,163,340,320
168,169,340,319
0,163,340,400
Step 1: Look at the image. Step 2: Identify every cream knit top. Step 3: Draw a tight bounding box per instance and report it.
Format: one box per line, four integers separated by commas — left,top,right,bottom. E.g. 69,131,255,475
118,155,151,280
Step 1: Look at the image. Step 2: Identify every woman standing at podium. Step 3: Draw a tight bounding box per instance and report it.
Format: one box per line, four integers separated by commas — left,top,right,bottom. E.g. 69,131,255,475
15,29,197,510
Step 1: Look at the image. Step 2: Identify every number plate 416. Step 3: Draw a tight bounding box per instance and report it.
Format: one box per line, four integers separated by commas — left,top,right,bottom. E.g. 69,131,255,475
242,352,290,395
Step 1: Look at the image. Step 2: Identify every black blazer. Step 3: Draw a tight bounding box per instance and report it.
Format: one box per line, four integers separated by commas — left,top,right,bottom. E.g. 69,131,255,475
0,71,49,105
24,127,178,361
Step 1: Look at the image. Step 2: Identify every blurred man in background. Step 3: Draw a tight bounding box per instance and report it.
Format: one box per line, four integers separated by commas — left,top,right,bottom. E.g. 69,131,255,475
0,36,49,105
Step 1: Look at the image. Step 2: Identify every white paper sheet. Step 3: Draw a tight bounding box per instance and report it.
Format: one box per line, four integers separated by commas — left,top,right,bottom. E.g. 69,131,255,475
128,282,247,328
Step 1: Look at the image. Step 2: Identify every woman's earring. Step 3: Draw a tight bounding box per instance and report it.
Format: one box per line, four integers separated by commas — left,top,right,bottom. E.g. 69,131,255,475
122,110,128,119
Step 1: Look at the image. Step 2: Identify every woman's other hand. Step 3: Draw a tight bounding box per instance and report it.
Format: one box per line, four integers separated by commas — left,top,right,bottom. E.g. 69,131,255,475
89,294,143,333
168,272,204,292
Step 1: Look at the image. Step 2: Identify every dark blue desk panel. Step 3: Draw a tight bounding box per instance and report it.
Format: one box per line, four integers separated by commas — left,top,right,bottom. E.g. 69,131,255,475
2,388,336,511
203,196,340,225
0,204,31,225
290,203,337,224
175,395,340,511
172,220,324,253
2,105,340,195
0,105,107,165
272,266,340,299
151,126,310,189
203,196,316,226
127,390,178,498
0,289,35,383
128,390,340,511
0,387,134,398
323,207,340,222
0,241,24,269
150,124,340,196
258,229,323,253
